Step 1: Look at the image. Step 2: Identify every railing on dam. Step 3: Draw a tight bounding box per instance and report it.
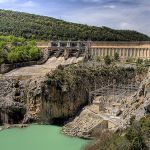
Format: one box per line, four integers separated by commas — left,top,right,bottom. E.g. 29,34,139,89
48,41,90,50
37,41,91,49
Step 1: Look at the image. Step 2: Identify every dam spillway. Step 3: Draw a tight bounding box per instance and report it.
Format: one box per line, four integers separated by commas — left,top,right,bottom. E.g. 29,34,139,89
3,57,83,77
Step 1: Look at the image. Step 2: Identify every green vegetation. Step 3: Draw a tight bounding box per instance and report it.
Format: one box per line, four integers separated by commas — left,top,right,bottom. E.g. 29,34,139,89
0,35,41,64
125,57,150,67
0,42,7,64
0,9,150,41
114,52,120,61
46,62,147,90
85,116,150,150
126,57,135,63
144,59,150,66
136,58,143,65
104,55,112,65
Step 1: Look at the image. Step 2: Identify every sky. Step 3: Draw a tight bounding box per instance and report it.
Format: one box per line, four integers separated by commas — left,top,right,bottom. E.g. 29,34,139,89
0,0,150,36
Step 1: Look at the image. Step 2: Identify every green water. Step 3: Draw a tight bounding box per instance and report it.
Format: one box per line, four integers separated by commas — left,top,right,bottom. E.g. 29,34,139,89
0,125,88,150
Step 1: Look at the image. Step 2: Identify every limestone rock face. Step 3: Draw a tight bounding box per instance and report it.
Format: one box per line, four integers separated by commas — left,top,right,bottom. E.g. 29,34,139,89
144,72,150,114
0,66,149,127
0,75,89,125
0,77,28,124
122,68,150,123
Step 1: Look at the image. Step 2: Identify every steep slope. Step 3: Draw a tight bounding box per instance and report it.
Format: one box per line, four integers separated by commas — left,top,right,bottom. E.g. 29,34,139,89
0,9,150,41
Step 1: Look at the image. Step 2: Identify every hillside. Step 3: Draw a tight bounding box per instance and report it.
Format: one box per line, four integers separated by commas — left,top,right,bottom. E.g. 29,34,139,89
0,9,150,41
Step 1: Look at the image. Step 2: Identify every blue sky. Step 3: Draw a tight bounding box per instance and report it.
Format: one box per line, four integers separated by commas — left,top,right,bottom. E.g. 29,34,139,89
0,0,150,36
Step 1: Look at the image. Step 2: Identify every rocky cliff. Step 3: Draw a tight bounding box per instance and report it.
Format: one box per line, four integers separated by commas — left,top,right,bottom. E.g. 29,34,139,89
0,76,28,124
122,68,150,123
0,64,147,125
0,75,89,125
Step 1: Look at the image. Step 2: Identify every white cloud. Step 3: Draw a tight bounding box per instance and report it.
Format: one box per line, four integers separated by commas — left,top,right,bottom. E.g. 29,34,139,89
82,0,101,2
0,0,17,3
63,3,150,36
103,5,116,9
20,1,36,7
119,22,133,29
0,0,37,7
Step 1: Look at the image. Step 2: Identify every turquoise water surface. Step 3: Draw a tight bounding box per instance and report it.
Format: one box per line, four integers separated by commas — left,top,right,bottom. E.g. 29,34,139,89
0,125,88,150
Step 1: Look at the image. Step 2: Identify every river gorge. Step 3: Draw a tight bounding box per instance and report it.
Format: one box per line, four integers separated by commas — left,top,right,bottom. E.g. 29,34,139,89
0,58,150,150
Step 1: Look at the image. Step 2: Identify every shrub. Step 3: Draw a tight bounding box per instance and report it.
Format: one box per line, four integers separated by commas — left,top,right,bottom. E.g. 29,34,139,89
7,40,40,63
144,59,150,66
0,41,8,64
114,52,120,61
136,58,143,65
126,57,134,63
104,55,111,65
84,116,150,150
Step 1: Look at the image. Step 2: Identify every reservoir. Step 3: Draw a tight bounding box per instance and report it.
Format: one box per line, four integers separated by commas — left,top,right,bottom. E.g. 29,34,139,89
0,125,88,150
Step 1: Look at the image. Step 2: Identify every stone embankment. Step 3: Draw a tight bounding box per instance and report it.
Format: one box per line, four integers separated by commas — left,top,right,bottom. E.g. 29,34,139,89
62,103,123,138
62,106,104,138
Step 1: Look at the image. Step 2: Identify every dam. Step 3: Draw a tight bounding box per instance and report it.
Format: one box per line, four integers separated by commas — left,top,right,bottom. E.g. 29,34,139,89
1,40,150,75
37,41,150,60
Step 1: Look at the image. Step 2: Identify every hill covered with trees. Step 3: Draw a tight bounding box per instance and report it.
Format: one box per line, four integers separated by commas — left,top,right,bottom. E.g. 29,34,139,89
0,9,150,41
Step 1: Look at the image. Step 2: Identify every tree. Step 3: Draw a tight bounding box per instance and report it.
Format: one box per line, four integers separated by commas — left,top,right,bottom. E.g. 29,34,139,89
6,37,41,63
136,58,143,65
0,9,149,41
114,52,120,61
29,47,41,61
126,121,147,150
104,55,111,65
96,56,101,62
144,59,150,66
0,41,7,64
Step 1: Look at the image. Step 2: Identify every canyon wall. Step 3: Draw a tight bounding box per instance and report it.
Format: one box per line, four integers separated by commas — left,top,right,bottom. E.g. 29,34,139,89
0,64,147,125
122,68,150,123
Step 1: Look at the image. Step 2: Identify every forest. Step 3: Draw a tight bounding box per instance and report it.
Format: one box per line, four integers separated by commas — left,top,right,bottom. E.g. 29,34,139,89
0,9,150,41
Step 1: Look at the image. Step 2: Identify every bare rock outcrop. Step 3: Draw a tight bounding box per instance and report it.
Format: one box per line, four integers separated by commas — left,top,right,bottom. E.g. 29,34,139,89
0,76,28,124
122,68,150,124
0,74,89,125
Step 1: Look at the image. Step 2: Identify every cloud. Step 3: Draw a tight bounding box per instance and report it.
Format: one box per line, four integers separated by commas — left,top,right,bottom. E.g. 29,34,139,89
119,22,133,29
0,0,17,3
19,1,37,7
103,5,116,9
62,1,150,36
81,0,101,2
